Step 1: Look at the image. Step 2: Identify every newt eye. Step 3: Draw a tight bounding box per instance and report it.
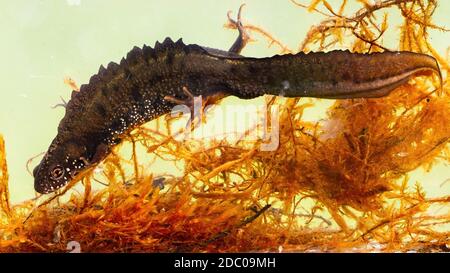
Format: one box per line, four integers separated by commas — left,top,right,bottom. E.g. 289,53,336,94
50,165,65,180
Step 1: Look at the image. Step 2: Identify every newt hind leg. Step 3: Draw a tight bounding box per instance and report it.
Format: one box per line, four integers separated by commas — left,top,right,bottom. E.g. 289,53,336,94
164,5,252,128
227,4,253,54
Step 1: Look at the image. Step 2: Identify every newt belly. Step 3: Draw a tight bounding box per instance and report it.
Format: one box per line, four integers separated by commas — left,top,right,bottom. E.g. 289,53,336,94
33,37,441,194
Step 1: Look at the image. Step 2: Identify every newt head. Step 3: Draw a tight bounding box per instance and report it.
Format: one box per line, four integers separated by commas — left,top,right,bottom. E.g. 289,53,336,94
33,138,97,194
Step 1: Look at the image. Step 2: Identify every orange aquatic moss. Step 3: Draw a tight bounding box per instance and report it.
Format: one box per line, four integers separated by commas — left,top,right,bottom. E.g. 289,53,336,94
0,0,449,252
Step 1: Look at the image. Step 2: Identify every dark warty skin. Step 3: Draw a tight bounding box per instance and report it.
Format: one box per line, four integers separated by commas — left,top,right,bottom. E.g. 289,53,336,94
33,37,441,194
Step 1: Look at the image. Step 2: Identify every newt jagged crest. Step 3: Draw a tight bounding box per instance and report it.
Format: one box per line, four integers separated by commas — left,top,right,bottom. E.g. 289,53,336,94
33,35,441,194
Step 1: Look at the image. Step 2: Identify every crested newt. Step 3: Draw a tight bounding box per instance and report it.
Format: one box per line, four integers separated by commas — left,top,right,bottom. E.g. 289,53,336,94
33,12,441,194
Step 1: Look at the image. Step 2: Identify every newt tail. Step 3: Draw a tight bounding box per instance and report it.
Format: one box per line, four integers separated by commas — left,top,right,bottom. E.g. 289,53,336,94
33,37,441,194
223,50,440,99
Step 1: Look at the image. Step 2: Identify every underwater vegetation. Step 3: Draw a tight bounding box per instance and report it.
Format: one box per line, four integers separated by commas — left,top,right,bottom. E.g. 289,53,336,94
1,0,449,252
